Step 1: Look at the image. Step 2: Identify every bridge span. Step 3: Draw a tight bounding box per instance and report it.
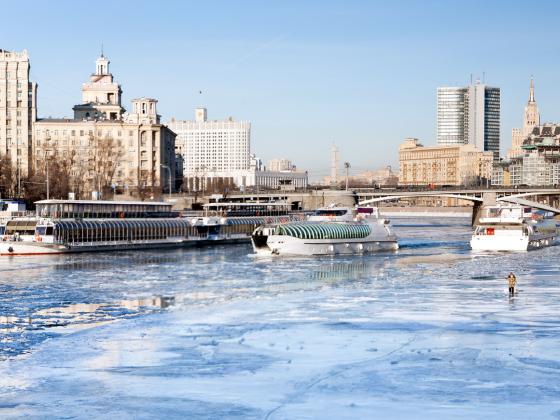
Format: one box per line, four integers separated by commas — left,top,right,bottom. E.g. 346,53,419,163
356,188,560,224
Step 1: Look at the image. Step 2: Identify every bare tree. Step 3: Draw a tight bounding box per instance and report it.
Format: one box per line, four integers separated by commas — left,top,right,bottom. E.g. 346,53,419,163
83,134,124,197
23,150,74,202
0,154,16,198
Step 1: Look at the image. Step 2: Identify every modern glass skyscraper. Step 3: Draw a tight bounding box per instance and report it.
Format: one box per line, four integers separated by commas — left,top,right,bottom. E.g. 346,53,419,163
437,87,467,146
437,82,500,158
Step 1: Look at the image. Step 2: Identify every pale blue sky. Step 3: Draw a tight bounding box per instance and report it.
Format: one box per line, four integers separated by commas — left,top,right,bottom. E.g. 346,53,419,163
2,0,560,178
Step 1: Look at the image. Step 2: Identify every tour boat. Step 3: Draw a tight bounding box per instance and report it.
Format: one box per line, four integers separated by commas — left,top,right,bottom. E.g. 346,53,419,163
0,199,291,256
251,205,398,256
470,204,558,251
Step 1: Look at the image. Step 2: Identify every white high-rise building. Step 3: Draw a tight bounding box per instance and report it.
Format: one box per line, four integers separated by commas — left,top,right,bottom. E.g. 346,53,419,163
0,49,37,178
437,81,500,158
437,87,466,146
168,108,251,186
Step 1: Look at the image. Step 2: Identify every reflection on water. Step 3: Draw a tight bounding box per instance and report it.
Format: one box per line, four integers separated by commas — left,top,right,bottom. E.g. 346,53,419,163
0,296,175,335
311,261,366,281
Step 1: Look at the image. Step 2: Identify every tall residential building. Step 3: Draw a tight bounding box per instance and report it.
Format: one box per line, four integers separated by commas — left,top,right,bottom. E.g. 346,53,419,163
399,137,494,186
437,81,501,157
33,55,176,196
0,49,37,177
508,78,540,158
168,108,251,186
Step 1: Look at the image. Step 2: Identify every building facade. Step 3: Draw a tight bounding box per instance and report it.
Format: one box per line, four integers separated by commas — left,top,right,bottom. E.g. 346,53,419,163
437,87,466,146
73,54,124,121
168,108,251,181
399,138,493,186
168,110,307,191
508,78,540,159
33,55,176,197
0,49,37,178
493,124,560,186
253,170,308,190
267,158,293,172
437,81,500,157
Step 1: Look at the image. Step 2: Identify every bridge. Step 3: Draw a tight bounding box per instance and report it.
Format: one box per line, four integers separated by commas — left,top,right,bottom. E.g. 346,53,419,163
356,188,560,224
173,187,560,225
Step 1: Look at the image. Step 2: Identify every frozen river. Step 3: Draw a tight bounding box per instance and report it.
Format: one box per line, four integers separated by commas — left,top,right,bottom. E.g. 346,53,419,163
1,218,560,419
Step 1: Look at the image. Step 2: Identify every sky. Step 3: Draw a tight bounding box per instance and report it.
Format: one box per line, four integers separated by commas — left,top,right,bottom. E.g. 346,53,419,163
3,0,560,180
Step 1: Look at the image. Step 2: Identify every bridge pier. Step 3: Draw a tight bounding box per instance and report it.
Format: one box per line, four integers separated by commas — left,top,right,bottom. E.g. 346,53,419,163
472,192,496,226
471,202,481,226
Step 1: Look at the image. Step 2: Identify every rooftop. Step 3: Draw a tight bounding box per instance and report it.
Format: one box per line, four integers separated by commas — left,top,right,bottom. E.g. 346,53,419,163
36,199,171,206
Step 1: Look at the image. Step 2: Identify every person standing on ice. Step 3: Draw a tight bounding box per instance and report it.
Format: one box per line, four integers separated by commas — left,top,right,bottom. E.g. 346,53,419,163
507,272,517,295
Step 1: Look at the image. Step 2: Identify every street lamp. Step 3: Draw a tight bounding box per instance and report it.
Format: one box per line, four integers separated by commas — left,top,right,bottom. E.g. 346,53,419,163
160,164,172,198
344,162,351,191
45,136,51,200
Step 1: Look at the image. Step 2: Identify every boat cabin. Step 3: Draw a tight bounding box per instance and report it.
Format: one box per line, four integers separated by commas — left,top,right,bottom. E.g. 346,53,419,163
478,205,531,225
35,200,175,219
203,201,292,217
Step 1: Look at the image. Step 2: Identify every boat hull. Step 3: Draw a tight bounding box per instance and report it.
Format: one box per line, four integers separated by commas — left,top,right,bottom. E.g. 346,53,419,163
470,234,556,251
0,236,251,256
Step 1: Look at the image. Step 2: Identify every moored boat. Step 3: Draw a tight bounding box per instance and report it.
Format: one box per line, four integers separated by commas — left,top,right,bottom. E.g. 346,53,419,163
470,204,558,251
0,199,307,256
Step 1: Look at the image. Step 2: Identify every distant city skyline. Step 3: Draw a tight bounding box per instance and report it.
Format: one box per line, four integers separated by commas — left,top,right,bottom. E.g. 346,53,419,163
3,0,560,179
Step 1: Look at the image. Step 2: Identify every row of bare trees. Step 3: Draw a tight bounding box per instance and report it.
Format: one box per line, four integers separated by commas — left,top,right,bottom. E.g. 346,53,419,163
0,135,139,204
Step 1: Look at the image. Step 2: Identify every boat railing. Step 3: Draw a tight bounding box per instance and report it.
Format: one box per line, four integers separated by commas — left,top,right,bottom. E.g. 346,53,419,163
0,210,35,220
479,216,523,224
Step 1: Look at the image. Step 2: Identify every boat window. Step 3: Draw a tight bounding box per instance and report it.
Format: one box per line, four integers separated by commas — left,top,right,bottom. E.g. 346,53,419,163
0,226,5,235
314,209,347,216
36,226,47,235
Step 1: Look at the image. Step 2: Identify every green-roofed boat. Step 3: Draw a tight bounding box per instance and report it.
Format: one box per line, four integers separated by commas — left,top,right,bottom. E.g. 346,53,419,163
251,205,398,256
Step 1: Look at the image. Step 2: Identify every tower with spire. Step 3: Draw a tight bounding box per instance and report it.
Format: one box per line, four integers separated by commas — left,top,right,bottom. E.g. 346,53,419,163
508,77,540,158
523,77,540,130
73,53,124,121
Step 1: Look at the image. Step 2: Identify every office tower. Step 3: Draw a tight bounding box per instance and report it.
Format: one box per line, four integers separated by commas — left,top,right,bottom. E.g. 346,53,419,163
437,81,500,157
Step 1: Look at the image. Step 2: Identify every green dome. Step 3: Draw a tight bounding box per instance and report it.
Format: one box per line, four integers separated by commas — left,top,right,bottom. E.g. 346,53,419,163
274,222,371,240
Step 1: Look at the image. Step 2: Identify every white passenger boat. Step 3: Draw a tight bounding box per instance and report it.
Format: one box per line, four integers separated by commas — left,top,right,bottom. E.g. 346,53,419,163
251,205,398,256
470,204,558,251
0,199,306,256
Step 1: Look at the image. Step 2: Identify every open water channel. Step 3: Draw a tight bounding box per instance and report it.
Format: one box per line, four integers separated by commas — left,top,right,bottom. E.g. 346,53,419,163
1,218,560,419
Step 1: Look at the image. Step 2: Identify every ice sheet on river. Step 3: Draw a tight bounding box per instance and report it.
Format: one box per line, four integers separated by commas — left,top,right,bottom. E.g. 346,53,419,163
1,219,560,419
